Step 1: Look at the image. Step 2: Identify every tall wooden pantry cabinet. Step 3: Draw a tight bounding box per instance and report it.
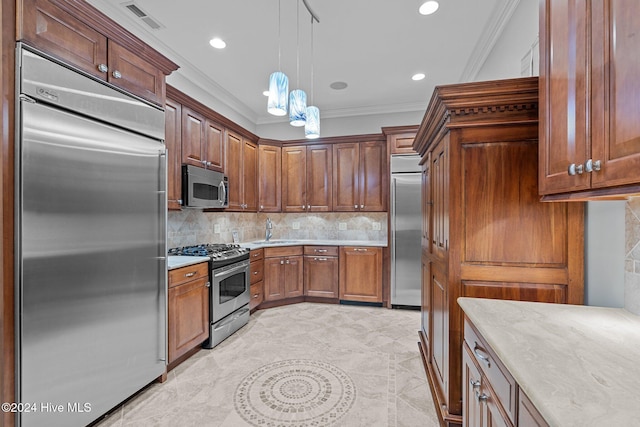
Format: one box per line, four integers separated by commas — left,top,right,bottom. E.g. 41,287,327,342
412,77,584,427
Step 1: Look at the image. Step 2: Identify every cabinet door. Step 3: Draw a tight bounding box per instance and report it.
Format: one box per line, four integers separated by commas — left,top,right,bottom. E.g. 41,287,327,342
165,97,182,210
590,0,640,188
225,131,243,210
359,141,386,211
390,133,416,155
204,120,224,172
19,0,108,79
463,344,483,427
483,385,510,427
284,256,304,298
304,256,339,298
307,144,332,211
422,156,431,249
282,146,307,212
264,257,285,301
431,263,448,402
518,390,549,427
168,277,209,363
181,107,206,167
420,257,431,353
258,145,282,212
108,41,165,105
431,138,449,261
338,247,382,302
243,140,258,212
539,0,590,194
332,143,359,211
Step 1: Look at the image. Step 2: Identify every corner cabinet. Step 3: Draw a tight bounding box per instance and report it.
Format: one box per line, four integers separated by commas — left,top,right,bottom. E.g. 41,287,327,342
413,77,584,427
333,141,387,212
18,0,178,106
263,246,304,301
539,0,640,199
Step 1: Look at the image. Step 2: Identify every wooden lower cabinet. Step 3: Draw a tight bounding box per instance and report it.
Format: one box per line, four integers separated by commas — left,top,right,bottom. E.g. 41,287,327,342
463,318,548,427
250,248,264,310
249,281,264,310
264,246,303,301
413,78,584,426
168,262,210,364
338,246,382,303
304,246,339,299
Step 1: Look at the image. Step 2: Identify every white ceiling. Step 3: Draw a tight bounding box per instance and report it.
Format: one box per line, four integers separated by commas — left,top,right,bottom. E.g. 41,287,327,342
87,0,519,128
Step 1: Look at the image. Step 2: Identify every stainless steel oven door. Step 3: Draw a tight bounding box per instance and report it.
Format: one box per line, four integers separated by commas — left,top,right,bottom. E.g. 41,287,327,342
211,260,250,323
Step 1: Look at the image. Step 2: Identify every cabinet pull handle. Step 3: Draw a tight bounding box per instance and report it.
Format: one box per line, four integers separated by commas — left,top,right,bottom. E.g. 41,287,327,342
97,63,108,73
253,271,258,275
568,163,584,176
317,257,328,261
475,390,489,403
354,248,368,252
184,271,196,277
253,293,259,298
473,342,491,368
112,70,122,79
585,159,602,172
315,249,328,253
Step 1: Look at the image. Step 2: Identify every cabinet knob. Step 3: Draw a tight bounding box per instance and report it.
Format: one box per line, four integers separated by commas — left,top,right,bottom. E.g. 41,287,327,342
354,205,358,209
253,293,259,298
360,204,364,209
112,70,122,79
285,260,290,264
302,205,305,209
585,159,602,172
206,161,212,167
97,63,108,73
260,205,264,209
280,260,284,265
475,391,489,403
205,282,211,288
568,163,584,176
253,271,258,275
178,199,183,205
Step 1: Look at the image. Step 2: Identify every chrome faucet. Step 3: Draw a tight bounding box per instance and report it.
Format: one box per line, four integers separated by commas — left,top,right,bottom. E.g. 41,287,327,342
265,217,273,241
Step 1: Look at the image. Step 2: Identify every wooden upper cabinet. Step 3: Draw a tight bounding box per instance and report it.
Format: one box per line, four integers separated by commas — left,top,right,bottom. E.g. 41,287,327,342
333,141,386,212
19,0,108,79
226,131,257,211
17,0,178,105
333,143,360,211
540,0,640,198
282,146,307,212
359,141,386,211
165,97,182,210
181,107,224,172
107,41,164,105
282,144,332,212
258,145,282,212
390,132,417,155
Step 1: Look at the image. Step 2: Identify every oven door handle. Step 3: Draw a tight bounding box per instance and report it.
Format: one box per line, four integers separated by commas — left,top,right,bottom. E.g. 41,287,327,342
213,261,249,279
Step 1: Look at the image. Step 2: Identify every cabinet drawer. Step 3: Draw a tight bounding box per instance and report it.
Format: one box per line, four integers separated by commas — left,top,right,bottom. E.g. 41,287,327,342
250,260,264,285
250,248,264,262
264,245,303,257
303,245,339,256
250,281,264,310
464,319,517,424
169,262,209,288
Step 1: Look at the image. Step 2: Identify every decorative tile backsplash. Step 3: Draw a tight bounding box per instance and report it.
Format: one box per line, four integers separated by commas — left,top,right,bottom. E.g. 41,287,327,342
625,197,640,315
168,211,388,248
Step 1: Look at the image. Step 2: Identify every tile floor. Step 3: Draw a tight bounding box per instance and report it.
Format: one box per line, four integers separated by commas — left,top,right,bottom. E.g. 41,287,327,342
94,303,439,427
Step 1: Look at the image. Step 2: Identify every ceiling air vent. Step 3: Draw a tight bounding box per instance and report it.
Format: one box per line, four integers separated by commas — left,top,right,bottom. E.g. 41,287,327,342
121,1,164,30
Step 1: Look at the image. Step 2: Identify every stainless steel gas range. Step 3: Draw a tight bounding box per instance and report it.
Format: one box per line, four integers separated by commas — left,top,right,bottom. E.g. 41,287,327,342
169,244,250,347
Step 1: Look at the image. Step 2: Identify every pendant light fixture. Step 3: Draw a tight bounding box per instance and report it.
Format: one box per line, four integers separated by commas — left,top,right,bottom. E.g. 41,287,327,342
267,0,289,116
305,16,320,139
289,0,307,126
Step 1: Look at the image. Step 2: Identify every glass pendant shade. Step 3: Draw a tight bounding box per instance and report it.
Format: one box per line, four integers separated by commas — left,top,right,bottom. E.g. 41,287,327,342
304,106,320,139
267,71,289,116
289,89,307,126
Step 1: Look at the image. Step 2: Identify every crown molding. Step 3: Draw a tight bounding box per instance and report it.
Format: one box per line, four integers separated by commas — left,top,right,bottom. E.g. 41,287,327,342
458,0,521,82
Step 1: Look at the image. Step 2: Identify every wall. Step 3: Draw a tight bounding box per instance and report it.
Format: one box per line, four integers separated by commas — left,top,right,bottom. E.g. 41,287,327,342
168,211,387,249
475,0,539,81
625,198,640,314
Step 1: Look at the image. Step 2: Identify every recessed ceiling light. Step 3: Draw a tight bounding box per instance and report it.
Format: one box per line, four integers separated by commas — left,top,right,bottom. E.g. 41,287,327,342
419,1,439,15
209,38,226,49
412,73,426,81
262,90,270,96
330,81,348,90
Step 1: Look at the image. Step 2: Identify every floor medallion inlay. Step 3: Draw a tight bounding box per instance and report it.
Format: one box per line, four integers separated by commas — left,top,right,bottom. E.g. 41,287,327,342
234,359,356,426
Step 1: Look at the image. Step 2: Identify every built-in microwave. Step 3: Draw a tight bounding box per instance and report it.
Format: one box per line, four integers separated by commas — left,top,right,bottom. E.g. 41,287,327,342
182,164,228,208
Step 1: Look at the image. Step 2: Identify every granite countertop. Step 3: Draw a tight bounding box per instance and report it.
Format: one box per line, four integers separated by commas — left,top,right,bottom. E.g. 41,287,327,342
167,256,210,270
240,239,387,250
457,297,640,427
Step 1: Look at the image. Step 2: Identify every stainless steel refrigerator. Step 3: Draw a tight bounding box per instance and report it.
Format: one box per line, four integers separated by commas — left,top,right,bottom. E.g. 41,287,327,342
15,46,167,427
390,155,422,307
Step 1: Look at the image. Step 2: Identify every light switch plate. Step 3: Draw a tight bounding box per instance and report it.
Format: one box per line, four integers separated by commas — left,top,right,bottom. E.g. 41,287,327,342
372,222,381,230
232,231,239,243
292,222,300,230
214,224,221,234
339,222,347,231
